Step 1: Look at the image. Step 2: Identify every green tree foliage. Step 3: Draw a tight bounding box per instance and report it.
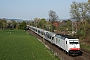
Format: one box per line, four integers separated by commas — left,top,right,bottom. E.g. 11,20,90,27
29,21,34,26
59,20,72,31
0,18,7,30
0,19,27,30
0,19,2,29
7,20,17,29
38,18,46,29
76,30,86,39
7,20,12,29
18,21,26,30
34,18,40,27
66,20,72,31
12,20,17,29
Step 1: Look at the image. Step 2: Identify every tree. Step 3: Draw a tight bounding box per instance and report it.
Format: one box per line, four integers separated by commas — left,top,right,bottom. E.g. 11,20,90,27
88,0,90,3
0,18,7,30
66,20,72,31
34,17,40,27
12,20,17,29
48,10,58,32
70,1,89,32
0,19,2,29
70,1,90,38
18,21,26,30
88,0,90,20
70,1,80,21
38,18,46,29
7,20,13,29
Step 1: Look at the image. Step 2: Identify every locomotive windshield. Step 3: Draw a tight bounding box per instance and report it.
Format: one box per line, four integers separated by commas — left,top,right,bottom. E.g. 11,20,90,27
70,42,79,44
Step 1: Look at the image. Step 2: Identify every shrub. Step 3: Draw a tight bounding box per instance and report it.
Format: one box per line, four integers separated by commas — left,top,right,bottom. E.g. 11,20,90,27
76,30,86,38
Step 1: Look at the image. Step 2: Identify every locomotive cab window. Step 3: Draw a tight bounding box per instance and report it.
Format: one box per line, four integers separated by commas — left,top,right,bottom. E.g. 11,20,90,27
66,41,67,44
69,42,79,44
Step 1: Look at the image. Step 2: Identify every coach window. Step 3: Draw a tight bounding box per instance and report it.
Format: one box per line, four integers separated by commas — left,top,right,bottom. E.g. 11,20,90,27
56,38,58,43
44,33,45,35
50,36,51,39
47,35,49,38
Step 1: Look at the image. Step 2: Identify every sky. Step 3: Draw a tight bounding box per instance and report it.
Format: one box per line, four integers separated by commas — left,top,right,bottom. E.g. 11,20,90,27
0,0,88,20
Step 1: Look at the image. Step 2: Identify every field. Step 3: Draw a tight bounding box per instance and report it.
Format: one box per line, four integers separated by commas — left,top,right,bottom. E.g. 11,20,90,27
0,30,58,60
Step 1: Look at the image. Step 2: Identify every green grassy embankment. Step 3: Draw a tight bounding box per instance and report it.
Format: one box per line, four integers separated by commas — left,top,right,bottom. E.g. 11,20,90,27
0,30,59,60
81,44,90,52
80,29,90,52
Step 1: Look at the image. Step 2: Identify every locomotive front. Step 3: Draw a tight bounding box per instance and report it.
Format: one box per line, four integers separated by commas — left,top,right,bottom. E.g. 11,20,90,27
67,39,82,56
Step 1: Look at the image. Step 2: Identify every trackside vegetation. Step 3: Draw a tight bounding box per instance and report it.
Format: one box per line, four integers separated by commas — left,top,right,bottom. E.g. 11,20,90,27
0,30,59,60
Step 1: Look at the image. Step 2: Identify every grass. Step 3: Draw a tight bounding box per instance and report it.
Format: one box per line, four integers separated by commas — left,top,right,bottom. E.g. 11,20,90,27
0,30,59,60
81,44,90,51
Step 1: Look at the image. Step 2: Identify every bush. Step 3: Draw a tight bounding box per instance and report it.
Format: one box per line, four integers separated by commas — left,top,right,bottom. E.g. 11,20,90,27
76,30,86,38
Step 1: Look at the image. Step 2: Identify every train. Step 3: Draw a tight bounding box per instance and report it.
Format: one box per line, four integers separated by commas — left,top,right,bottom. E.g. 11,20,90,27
27,25,82,56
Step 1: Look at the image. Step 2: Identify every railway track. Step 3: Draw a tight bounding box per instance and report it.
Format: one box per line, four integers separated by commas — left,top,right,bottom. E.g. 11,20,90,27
27,30,90,60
